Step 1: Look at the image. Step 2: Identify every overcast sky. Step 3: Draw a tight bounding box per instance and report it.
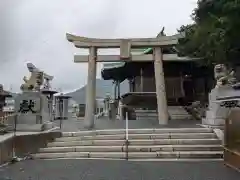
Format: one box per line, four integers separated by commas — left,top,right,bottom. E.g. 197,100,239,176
0,0,197,92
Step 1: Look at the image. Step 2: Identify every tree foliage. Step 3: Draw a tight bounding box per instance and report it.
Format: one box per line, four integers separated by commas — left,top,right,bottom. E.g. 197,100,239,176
177,0,240,66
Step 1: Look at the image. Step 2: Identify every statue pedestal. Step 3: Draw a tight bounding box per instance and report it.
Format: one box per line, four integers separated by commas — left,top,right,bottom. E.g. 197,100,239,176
202,86,240,127
15,91,55,132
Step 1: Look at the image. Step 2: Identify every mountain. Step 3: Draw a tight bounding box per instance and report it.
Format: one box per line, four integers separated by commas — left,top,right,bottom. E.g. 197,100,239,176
65,79,129,104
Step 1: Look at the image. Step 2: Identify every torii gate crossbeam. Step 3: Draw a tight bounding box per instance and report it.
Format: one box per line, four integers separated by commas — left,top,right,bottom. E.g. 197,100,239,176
66,33,185,129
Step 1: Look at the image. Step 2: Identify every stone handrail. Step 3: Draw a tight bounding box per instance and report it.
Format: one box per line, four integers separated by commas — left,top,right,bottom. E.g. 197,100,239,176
0,130,61,164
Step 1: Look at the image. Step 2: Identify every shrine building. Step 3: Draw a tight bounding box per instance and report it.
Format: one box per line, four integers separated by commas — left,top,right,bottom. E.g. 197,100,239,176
101,47,214,120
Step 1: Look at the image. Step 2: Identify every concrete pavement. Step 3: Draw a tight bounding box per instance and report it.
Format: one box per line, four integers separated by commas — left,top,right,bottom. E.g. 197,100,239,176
0,159,239,180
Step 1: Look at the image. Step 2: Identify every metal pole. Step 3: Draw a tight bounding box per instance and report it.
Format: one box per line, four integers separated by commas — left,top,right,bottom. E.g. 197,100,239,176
125,111,129,160
59,99,63,129
12,113,17,158
126,111,129,140
49,96,53,122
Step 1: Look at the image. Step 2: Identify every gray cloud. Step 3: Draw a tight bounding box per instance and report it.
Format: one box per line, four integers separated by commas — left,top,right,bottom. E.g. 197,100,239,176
0,0,197,92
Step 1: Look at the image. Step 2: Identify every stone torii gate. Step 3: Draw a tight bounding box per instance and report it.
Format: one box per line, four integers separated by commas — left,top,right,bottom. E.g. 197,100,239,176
66,32,185,129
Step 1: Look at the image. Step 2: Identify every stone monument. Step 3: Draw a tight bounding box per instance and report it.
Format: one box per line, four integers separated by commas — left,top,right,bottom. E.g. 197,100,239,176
15,63,55,131
202,64,240,127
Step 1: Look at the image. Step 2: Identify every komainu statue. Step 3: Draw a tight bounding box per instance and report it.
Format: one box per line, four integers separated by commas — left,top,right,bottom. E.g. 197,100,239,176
214,64,237,88
20,63,44,91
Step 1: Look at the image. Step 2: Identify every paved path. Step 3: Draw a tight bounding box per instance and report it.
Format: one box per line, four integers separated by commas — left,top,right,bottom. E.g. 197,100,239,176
0,159,239,180
55,117,200,132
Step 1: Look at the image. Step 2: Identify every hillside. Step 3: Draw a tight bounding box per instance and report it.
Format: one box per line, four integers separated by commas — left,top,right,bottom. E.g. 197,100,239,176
65,79,129,104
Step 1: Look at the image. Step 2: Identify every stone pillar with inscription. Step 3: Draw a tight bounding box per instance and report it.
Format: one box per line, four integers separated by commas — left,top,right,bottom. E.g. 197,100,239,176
15,63,56,131
15,91,44,131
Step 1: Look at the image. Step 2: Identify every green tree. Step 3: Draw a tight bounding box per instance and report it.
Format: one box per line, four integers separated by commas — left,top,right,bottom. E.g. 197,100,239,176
178,0,240,66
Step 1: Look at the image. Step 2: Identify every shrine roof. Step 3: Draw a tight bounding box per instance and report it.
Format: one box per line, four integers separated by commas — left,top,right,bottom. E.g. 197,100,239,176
102,62,125,70
101,47,196,75
100,30,201,81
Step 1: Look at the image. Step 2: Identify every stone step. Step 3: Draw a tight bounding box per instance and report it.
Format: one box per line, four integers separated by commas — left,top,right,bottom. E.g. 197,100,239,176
129,158,224,162
136,117,158,120
15,124,44,132
39,145,222,153
47,139,221,147
33,151,223,159
170,115,192,117
62,128,213,137
55,133,216,142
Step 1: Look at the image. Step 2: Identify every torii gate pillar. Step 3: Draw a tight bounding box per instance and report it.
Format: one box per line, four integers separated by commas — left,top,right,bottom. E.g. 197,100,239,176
154,47,169,124
84,47,97,129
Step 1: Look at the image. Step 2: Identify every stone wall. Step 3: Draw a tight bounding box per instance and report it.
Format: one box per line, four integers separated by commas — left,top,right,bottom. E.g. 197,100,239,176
0,131,61,164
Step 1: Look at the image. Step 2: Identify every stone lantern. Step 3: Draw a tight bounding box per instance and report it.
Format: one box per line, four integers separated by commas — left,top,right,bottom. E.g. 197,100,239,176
0,84,12,115
54,94,71,120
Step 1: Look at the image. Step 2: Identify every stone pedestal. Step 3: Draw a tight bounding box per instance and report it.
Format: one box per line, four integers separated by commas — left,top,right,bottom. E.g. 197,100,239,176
203,86,240,126
15,91,54,131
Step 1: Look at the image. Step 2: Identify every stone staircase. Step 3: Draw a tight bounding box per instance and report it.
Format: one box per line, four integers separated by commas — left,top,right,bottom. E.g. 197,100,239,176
135,110,158,121
33,128,223,160
168,106,192,120
135,106,192,121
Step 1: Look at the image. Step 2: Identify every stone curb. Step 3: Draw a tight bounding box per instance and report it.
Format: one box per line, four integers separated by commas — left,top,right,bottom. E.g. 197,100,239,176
56,132,216,142
33,151,223,159
62,128,213,137
47,139,221,147
39,144,222,153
